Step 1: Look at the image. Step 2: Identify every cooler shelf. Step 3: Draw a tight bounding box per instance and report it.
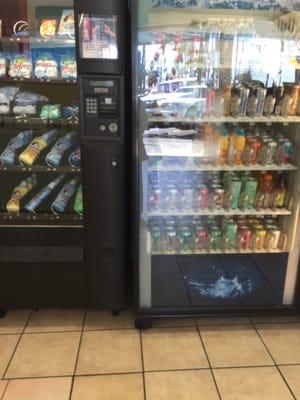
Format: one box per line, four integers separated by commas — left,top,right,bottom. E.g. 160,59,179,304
0,165,81,173
148,207,292,217
152,248,286,255
148,163,297,172
148,115,300,124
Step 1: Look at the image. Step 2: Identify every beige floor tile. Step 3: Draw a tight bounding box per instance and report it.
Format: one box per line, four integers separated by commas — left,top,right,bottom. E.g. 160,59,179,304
25,309,84,333
0,310,30,334
256,323,300,364
0,335,20,378
196,316,250,326
214,367,293,400
251,315,300,324
142,327,209,371
84,309,134,330
145,370,219,400
200,325,273,368
279,365,300,399
76,330,142,375
5,332,80,379
3,377,72,400
72,374,144,400
0,381,8,398
153,318,195,328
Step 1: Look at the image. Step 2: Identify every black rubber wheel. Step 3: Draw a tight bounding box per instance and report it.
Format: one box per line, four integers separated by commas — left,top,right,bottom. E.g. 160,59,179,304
112,310,120,316
0,309,6,319
135,317,153,330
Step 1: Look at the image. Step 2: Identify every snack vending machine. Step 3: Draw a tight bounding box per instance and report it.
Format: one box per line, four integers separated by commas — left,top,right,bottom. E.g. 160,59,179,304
132,0,300,328
0,0,126,311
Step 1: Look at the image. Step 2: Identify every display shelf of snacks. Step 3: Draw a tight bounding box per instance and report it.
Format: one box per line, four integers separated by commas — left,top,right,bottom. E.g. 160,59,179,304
0,212,83,228
0,77,77,85
0,117,79,128
0,165,80,173
0,36,75,46
147,208,292,217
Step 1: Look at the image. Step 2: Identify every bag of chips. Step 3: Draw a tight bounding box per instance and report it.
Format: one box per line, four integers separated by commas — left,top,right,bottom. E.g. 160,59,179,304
0,56,7,77
34,54,58,79
60,56,77,80
13,91,48,116
0,86,19,115
8,54,32,79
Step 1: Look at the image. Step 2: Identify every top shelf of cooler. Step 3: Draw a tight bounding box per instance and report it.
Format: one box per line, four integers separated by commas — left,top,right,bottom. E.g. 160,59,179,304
0,36,75,47
148,115,300,125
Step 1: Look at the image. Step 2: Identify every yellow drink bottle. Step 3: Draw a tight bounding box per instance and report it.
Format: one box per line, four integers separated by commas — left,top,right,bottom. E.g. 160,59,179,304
217,127,229,165
7,174,37,213
19,129,57,166
233,127,246,165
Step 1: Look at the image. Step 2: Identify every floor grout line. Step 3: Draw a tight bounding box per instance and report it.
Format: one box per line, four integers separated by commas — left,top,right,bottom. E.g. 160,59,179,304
68,309,87,400
139,330,147,400
0,380,9,400
195,318,223,400
249,320,297,400
2,310,33,380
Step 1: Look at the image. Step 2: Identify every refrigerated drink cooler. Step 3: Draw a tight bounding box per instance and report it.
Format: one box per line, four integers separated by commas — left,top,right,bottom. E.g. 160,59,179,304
0,0,127,311
132,0,300,328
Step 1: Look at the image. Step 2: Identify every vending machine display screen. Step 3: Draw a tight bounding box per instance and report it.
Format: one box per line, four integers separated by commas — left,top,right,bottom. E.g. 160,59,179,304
78,14,118,60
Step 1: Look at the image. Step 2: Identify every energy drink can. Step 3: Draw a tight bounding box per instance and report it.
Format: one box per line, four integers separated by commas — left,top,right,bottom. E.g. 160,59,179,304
240,177,258,209
238,225,252,250
223,219,238,249
210,226,222,250
194,225,208,251
283,139,294,163
180,226,193,252
256,87,267,116
265,226,281,250
239,87,250,116
228,178,242,209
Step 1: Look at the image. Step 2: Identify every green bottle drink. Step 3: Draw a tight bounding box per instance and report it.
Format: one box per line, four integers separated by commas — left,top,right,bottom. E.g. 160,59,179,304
74,185,83,215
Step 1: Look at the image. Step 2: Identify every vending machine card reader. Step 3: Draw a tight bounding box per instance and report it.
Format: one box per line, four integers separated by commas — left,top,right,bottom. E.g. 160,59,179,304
80,77,123,139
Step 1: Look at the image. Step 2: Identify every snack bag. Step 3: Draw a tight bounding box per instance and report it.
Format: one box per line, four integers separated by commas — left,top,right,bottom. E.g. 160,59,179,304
40,104,61,120
46,131,77,167
34,54,58,79
0,56,6,77
7,174,37,214
0,86,19,114
60,56,77,80
8,54,32,79
13,91,48,116
40,19,57,38
68,146,81,168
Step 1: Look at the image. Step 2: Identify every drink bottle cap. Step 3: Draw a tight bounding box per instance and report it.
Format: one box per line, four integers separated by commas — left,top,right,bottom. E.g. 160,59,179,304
265,174,273,181
236,127,245,136
220,127,228,136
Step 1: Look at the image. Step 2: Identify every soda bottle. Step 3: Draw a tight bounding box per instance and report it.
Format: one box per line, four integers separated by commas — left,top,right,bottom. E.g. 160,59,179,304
74,185,83,215
203,125,218,165
179,225,193,252
273,173,287,209
261,174,274,209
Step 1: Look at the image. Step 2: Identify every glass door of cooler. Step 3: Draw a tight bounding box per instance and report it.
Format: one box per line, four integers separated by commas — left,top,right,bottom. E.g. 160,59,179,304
0,1,83,233
135,0,300,311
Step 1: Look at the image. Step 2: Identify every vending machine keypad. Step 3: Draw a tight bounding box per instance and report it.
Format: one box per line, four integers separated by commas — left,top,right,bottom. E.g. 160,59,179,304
82,77,121,138
86,97,98,114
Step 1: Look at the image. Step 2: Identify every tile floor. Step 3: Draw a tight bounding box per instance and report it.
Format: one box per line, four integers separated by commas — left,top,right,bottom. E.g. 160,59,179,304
0,310,300,399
